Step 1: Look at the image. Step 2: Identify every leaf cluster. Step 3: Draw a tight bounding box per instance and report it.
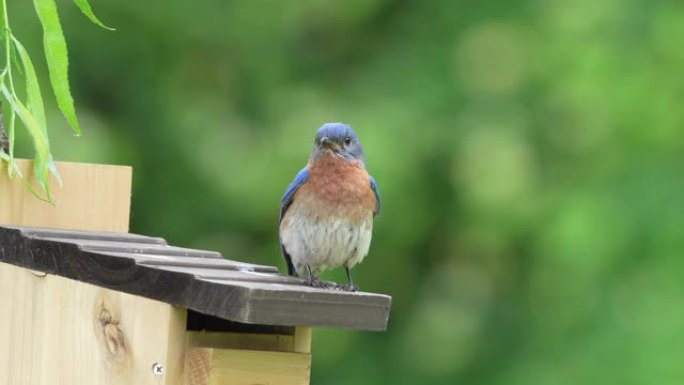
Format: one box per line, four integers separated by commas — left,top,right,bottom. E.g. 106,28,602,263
0,0,111,201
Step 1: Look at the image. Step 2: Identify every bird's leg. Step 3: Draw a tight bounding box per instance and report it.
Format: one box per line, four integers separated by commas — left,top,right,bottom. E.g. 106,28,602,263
336,266,359,292
303,265,332,289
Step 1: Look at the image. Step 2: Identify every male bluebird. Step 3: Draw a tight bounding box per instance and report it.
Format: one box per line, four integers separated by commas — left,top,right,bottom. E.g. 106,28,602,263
279,123,381,292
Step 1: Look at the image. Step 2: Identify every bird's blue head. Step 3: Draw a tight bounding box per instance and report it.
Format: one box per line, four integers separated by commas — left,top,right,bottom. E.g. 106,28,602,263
310,123,366,163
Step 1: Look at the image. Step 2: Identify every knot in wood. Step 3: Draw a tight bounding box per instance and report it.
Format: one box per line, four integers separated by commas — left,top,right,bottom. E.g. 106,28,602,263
98,306,129,361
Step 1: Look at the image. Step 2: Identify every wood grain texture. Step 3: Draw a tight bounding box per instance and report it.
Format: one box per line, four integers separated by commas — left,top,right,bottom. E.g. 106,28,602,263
0,160,132,232
185,327,307,385
188,348,213,385
0,262,187,385
0,225,392,331
187,348,311,385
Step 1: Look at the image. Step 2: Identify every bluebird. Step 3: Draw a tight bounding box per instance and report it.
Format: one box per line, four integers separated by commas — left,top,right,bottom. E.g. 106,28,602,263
279,123,381,292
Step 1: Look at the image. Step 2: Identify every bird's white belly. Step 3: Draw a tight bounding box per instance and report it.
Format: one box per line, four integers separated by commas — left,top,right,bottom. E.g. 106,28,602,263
280,213,373,277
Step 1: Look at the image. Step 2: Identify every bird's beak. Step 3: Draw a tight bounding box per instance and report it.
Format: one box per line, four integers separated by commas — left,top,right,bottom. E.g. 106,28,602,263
319,137,341,151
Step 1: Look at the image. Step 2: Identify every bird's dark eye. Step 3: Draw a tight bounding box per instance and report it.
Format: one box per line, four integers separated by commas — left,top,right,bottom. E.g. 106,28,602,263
344,137,352,145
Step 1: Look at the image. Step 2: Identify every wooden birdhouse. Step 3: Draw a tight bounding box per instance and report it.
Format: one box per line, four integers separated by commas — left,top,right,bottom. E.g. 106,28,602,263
0,161,391,385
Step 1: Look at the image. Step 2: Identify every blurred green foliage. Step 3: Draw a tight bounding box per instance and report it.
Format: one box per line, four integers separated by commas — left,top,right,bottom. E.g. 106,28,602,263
8,0,684,384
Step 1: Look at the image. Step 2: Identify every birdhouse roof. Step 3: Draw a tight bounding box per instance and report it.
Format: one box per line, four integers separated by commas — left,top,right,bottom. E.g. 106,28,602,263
0,226,391,331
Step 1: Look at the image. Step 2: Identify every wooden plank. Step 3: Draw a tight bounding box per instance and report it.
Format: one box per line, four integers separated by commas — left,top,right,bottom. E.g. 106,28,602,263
188,348,213,385
186,327,309,384
0,226,392,331
187,348,311,385
166,305,190,385
293,327,312,354
154,266,295,283
0,262,186,385
108,252,278,272
14,226,166,244
199,279,391,330
210,349,311,385
78,241,223,259
0,159,132,232
187,331,295,352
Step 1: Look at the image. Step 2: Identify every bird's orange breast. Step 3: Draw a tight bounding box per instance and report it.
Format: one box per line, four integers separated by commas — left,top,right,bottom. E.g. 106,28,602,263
294,154,376,221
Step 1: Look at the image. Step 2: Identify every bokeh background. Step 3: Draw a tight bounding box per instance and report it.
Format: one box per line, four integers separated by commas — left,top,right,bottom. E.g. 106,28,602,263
9,1,684,384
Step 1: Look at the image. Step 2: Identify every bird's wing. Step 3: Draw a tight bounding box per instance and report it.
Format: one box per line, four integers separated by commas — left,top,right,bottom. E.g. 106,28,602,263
279,167,309,223
279,167,309,276
370,176,381,217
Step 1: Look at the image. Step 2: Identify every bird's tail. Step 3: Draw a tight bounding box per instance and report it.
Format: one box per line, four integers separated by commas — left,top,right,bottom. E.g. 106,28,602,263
280,242,297,276
286,259,296,276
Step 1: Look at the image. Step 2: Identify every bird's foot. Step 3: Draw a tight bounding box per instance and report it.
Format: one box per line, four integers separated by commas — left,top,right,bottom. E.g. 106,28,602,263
335,283,359,292
303,276,334,289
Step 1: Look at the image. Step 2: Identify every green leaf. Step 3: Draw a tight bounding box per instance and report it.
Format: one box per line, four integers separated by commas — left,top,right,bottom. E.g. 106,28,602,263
22,178,52,203
4,158,24,179
48,153,62,187
10,42,24,76
1,94,18,179
0,0,5,32
33,0,82,136
6,93,15,160
1,84,51,199
73,0,114,30
12,35,46,133
11,35,62,186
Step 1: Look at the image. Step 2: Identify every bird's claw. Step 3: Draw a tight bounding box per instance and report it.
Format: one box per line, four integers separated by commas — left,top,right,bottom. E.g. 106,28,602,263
303,276,334,289
335,283,359,292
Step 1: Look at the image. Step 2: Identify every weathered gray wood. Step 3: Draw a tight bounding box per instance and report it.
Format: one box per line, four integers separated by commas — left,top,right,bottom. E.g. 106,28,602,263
100,252,278,273
151,265,300,283
74,240,223,259
0,226,391,331
11,225,166,244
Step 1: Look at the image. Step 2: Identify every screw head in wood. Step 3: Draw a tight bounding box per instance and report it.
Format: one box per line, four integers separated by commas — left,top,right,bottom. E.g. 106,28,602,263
152,363,164,375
